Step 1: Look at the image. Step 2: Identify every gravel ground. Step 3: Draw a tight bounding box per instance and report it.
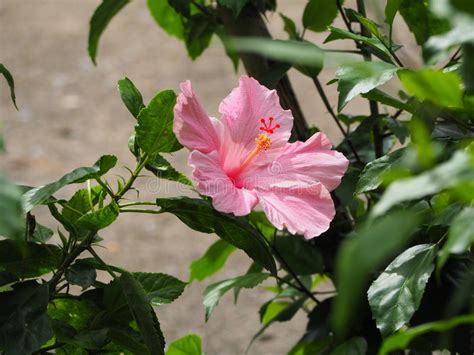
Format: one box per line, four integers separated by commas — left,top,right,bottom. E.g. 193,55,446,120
0,1,417,353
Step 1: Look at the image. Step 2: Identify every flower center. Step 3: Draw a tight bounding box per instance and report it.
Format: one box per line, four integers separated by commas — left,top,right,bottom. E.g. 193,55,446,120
229,118,280,181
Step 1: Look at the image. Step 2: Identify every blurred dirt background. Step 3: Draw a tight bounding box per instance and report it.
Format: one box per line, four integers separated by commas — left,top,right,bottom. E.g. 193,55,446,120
0,1,417,353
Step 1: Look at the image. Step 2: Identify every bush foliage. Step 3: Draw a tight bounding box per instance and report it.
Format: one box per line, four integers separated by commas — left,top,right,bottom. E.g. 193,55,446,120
1,0,473,354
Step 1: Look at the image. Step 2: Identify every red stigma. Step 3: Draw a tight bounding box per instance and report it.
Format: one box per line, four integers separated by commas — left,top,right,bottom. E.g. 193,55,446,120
259,117,281,134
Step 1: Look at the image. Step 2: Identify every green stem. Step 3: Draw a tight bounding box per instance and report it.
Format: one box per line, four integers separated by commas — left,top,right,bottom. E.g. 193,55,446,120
95,177,115,200
356,0,383,158
115,154,149,200
119,208,162,214
119,201,157,208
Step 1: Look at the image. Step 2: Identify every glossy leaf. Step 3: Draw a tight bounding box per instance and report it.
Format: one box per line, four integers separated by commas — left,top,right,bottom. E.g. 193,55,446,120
336,61,400,111
166,334,202,355
332,210,421,335
118,77,144,118
66,262,97,290
368,244,436,336
156,197,276,274
303,0,338,33
136,90,182,154
0,281,53,354
119,272,165,354
398,0,450,45
437,207,474,271
88,0,130,64
385,0,403,27
379,315,474,355
61,186,103,225
0,240,62,278
274,236,324,275
325,27,393,63
132,272,186,306
373,150,474,217
76,202,120,231
355,148,405,194
148,0,185,39
0,177,24,240
227,37,324,69
203,272,269,320
190,240,236,282
146,154,192,186
184,14,216,60
362,89,414,113
22,155,117,212
0,63,18,109
398,69,464,108
280,13,298,39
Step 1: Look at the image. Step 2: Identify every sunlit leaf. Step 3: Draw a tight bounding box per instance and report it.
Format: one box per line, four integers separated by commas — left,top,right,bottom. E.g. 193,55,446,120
190,240,236,282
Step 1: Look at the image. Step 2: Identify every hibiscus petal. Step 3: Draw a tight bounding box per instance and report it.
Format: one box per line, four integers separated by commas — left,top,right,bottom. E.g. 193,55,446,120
218,76,293,174
174,80,221,153
189,150,258,216
238,132,349,192
257,183,335,239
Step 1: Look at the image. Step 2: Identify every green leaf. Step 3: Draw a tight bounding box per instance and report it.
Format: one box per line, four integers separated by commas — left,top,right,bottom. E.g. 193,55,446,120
22,155,117,212
48,298,99,331
362,89,413,112
302,0,338,32
166,334,202,355
88,0,130,64
118,77,145,118
336,61,400,111
0,281,53,354
76,202,119,231
169,0,191,17
379,315,474,355
0,176,24,240
351,10,382,39
398,0,450,45
332,210,421,336
227,37,325,69
30,223,54,243
330,337,367,355
325,27,394,63
190,240,236,282
184,14,216,60
355,148,405,194
398,69,464,108
61,186,103,225
156,197,276,274
274,236,324,275
280,13,298,39
136,90,182,154
372,150,474,217
203,272,269,321
218,0,249,16
132,272,186,306
260,301,290,326
0,63,18,109
385,0,403,27
147,0,185,39
66,262,97,290
368,244,436,336
146,154,192,186
437,207,474,271
119,272,166,354
0,240,62,278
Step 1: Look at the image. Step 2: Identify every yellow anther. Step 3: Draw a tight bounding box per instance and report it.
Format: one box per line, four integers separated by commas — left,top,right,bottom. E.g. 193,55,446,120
255,133,272,151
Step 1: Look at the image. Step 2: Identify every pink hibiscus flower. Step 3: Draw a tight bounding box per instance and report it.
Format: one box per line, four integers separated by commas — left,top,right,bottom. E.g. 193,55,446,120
173,76,349,239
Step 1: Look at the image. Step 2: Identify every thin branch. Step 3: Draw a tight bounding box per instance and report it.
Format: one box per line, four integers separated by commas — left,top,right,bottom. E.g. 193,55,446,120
119,201,157,208
94,178,115,200
87,246,118,280
337,0,352,31
119,208,162,214
443,48,462,69
190,0,212,16
312,77,363,164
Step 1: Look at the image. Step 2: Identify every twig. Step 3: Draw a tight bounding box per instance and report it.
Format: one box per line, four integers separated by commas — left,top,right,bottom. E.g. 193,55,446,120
119,201,157,208
312,77,363,164
337,0,352,31
191,0,212,16
443,48,461,69
119,208,162,214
